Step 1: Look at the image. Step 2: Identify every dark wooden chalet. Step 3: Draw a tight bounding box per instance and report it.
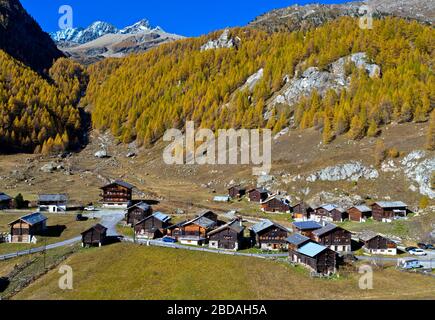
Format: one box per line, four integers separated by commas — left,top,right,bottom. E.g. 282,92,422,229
208,218,245,251
291,202,313,220
248,188,270,203
292,221,322,238
178,212,218,246
313,204,348,222
250,219,289,250
100,180,134,208
228,186,246,199
8,212,47,243
135,212,172,239
0,193,12,210
289,242,337,275
312,224,352,254
371,201,408,223
125,202,153,226
348,205,372,222
81,224,108,247
359,231,397,255
261,195,291,213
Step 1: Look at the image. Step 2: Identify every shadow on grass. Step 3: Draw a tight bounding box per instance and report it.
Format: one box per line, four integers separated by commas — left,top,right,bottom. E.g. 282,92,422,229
41,225,67,238
0,277,10,293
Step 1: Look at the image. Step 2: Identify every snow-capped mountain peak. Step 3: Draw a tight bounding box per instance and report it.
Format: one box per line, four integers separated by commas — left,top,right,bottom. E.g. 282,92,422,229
119,19,152,34
51,19,164,44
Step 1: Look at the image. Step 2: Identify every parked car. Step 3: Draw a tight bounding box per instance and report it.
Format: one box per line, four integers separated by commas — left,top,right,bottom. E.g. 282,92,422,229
426,244,435,250
418,243,434,250
405,246,418,252
84,206,96,212
409,248,427,256
162,236,177,243
398,258,422,270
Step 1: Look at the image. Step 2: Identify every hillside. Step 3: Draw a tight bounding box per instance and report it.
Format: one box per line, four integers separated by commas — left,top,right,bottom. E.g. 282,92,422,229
11,243,435,300
0,51,87,153
0,0,63,74
84,17,433,148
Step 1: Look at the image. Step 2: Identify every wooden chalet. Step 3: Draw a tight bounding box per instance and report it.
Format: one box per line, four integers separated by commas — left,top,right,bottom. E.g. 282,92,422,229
348,205,372,222
312,224,352,254
228,186,246,199
178,211,218,246
8,212,47,243
135,212,172,239
359,231,397,255
81,224,108,247
371,201,408,223
166,220,188,240
261,195,291,213
125,202,152,226
250,219,290,250
312,204,348,222
289,242,337,275
292,221,322,238
208,218,245,251
248,188,269,203
38,194,68,213
100,180,134,208
291,202,313,220
0,192,12,210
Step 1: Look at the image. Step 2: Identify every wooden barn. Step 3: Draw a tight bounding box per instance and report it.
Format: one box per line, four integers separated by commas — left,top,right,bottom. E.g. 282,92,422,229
289,242,337,275
348,205,372,222
248,188,270,203
371,201,408,223
38,194,68,213
292,221,322,238
125,202,152,226
312,204,348,222
166,220,188,240
312,224,352,254
291,202,313,220
81,224,108,247
178,212,218,246
228,186,246,199
359,231,397,255
250,219,290,251
100,180,135,208
8,212,47,244
261,195,291,213
134,212,172,239
208,218,245,251
0,193,12,210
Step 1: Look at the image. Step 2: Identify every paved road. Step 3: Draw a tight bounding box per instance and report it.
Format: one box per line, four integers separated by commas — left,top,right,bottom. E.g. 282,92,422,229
0,210,124,261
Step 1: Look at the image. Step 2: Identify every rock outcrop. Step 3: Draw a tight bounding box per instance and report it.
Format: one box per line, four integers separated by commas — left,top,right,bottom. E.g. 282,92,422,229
306,161,379,182
201,29,238,51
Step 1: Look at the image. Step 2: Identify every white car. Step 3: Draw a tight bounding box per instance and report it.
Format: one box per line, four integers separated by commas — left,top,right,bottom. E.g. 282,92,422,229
84,206,96,212
409,249,427,256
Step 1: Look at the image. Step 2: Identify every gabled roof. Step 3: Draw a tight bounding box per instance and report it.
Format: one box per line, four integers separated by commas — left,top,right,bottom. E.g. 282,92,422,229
316,204,346,212
152,212,171,223
261,194,289,205
248,188,269,194
38,194,68,202
208,219,244,236
127,201,151,212
183,215,217,229
373,201,408,208
293,221,322,231
82,224,107,235
312,223,345,237
228,185,246,191
9,212,48,226
286,233,311,246
166,220,187,229
0,193,12,202
298,242,328,258
358,231,379,242
251,219,289,234
350,205,372,213
101,180,135,190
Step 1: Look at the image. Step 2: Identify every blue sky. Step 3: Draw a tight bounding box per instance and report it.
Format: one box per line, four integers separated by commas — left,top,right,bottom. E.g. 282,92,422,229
21,0,350,37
